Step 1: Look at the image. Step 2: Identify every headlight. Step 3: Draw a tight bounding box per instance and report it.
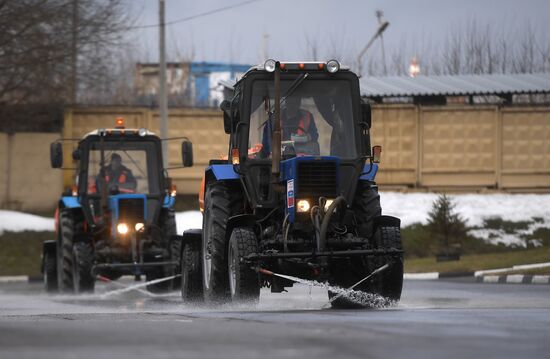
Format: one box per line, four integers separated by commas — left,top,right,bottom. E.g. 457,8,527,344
326,60,340,73
297,199,311,212
117,223,129,235
135,223,144,232
264,59,276,72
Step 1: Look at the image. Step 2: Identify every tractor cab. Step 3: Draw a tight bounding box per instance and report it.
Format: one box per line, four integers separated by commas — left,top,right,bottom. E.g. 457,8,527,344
218,60,376,214
44,118,194,293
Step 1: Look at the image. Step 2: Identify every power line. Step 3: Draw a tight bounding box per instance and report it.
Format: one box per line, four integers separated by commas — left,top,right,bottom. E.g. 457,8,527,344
130,0,265,30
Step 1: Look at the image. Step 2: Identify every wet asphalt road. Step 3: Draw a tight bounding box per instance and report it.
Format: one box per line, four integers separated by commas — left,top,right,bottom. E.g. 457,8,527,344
0,278,549,359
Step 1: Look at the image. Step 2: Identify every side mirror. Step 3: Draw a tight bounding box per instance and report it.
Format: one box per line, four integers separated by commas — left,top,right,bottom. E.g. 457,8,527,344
50,142,63,168
372,145,382,163
181,140,193,167
72,149,81,161
361,103,372,128
164,177,173,192
220,99,238,134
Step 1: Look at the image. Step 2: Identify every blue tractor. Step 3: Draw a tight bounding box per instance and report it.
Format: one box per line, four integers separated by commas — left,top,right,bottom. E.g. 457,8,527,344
43,119,194,293
179,60,403,308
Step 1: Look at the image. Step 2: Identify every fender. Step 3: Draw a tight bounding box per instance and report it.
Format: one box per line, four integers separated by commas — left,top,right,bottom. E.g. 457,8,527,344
374,215,401,229
225,214,257,243
41,240,57,274
200,165,240,211
207,164,240,181
181,228,202,246
359,163,379,181
60,196,81,209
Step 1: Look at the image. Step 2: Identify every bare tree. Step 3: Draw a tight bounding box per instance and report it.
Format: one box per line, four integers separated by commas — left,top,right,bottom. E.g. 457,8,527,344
0,0,135,106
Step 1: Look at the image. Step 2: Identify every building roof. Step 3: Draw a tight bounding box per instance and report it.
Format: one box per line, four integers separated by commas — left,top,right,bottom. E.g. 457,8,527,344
361,73,550,98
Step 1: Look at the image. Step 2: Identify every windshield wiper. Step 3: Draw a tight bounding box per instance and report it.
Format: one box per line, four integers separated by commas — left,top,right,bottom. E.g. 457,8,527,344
122,149,147,178
258,73,309,130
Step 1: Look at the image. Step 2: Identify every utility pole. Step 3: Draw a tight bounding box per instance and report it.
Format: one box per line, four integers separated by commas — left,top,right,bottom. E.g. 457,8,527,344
159,0,168,168
70,0,78,104
376,10,388,76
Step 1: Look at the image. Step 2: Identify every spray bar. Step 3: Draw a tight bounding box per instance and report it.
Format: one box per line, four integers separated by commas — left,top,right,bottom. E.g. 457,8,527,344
246,248,403,261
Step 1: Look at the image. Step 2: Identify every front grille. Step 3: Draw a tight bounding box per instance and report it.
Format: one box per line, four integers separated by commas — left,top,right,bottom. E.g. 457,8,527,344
118,198,145,225
297,161,338,198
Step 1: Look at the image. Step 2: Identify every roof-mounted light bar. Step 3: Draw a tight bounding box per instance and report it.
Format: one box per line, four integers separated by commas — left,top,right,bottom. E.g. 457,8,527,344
263,59,342,73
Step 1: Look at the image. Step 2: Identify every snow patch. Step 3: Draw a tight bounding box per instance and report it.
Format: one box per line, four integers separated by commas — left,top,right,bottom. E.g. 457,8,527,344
380,192,550,228
0,210,55,235
175,211,202,233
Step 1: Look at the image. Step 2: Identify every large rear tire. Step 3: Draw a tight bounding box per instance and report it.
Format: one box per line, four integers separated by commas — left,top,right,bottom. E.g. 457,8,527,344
352,181,381,236
72,242,95,293
181,241,203,302
228,228,260,303
202,182,242,304
57,210,75,292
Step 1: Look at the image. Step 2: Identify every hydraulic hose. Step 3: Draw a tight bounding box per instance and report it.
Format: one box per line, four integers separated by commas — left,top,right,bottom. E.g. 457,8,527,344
319,196,346,252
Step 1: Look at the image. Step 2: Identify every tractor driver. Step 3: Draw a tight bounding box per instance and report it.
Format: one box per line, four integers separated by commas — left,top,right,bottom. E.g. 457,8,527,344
261,95,320,157
96,153,137,194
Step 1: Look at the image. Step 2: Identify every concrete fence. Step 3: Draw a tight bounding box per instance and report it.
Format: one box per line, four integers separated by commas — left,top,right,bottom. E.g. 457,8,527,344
371,104,550,190
0,133,62,212
1,104,549,212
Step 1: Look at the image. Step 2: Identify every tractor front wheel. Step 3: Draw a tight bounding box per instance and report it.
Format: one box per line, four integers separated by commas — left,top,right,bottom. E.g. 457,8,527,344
72,242,95,293
228,228,260,303
202,182,241,304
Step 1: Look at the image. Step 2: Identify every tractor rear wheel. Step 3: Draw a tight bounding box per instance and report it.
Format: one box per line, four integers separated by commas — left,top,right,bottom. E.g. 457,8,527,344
72,242,95,293
181,241,203,301
228,228,260,303
202,182,242,304
57,210,75,292
352,181,381,237
44,249,58,293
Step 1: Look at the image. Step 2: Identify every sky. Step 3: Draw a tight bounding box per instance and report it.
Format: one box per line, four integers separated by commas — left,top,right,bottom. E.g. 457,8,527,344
130,0,550,67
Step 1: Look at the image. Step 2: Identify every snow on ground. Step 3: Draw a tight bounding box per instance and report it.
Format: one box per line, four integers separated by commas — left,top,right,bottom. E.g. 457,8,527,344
380,192,550,247
1,192,549,247
175,211,203,233
380,192,550,228
0,210,55,235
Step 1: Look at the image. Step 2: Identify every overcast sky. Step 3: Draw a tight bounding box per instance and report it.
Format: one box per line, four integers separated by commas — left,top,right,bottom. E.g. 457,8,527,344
131,0,550,67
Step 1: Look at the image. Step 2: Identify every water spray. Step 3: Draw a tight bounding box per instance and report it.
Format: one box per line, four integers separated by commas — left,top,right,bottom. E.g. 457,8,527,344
258,263,395,308
99,274,180,299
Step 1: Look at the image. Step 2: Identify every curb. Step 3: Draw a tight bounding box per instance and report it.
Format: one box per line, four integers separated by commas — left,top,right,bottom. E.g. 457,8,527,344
477,275,550,284
0,276,29,283
404,272,475,280
0,275,42,283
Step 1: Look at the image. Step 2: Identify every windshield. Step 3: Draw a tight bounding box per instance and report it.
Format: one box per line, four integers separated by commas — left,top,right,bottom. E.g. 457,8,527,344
85,141,159,195
248,79,357,159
